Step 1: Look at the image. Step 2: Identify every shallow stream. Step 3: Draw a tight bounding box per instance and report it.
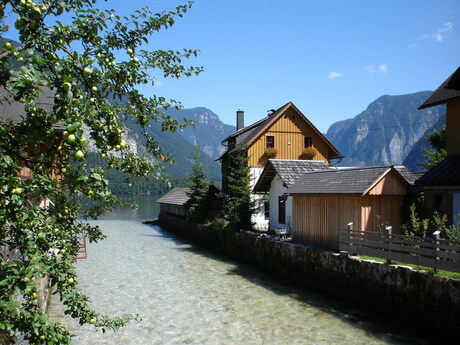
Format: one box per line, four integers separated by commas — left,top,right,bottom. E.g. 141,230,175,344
48,195,427,345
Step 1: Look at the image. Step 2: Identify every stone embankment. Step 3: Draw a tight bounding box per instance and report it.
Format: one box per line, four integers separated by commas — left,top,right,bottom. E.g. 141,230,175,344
158,213,460,341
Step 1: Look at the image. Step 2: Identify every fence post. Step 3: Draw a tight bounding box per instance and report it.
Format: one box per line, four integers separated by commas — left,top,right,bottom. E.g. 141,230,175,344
385,226,392,263
433,230,441,272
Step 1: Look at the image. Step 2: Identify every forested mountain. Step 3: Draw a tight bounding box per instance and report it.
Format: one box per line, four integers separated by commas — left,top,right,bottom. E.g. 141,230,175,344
91,106,235,194
326,91,445,168
402,115,446,172
162,107,235,159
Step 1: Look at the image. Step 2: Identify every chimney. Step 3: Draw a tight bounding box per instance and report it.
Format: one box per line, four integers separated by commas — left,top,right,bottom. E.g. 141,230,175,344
236,108,244,131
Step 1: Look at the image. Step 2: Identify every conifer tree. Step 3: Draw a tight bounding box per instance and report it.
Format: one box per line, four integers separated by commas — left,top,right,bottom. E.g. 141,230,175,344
422,126,447,169
225,146,254,230
186,145,210,223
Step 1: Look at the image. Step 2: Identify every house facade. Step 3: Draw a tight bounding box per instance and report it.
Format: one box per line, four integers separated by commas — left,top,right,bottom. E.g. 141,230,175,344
417,66,460,224
252,159,330,231
287,166,415,250
218,102,342,229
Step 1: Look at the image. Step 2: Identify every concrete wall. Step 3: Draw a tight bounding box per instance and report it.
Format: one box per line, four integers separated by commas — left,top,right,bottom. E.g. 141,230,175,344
158,212,460,341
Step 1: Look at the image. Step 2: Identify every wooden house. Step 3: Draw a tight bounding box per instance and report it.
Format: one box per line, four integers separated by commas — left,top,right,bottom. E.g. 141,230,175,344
0,86,64,209
287,166,415,250
217,102,342,229
417,66,460,224
252,159,330,231
156,187,192,218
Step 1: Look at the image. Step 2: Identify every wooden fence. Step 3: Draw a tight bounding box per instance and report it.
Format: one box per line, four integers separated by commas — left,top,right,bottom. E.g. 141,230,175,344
338,228,460,273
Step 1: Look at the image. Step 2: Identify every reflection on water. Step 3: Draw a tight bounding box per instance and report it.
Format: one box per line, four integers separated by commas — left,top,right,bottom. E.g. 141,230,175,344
84,194,161,221
48,217,427,344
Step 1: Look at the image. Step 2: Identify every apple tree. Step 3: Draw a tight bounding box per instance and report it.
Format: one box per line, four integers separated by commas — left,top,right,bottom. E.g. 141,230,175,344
0,0,202,344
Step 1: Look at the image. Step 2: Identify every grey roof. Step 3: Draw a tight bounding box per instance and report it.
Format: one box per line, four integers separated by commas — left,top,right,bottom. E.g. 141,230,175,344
0,85,63,130
217,102,342,160
156,187,192,206
287,166,413,195
418,67,460,109
253,159,330,193
416,155,460,187
394,166,417,185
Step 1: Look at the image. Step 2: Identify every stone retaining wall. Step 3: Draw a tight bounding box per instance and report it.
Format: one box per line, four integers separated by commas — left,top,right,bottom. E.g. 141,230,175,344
158,213,460,340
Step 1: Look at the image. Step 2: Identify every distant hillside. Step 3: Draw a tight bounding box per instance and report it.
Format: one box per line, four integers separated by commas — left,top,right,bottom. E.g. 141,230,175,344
326,91,445,167
402,115,446,172
162,107,235,159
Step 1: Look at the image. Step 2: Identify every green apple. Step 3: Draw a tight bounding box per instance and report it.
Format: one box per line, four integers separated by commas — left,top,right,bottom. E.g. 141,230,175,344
12,187,22,195
119,139,126,148
62,82,71,92
67,278,74,285
89,97,95,104
37,232,45,240
89,318,96,324
14,17,25,30
66,134,76,142
75,150,85,159
91,86,97,92
82,67,92,77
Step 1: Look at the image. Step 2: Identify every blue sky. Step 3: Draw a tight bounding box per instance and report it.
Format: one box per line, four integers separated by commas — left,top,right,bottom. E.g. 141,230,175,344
4,0,460,132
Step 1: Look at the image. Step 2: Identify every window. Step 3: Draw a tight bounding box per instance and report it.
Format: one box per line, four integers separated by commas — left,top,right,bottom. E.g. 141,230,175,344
264,201,270,219
266,136,275,148
278,196,286,224
304,137,312,148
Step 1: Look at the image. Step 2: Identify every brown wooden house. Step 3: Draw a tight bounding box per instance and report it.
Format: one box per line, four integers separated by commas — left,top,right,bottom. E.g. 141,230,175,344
417,66,460,224
287,166,415,250
217,102,342,229
0,86,63,182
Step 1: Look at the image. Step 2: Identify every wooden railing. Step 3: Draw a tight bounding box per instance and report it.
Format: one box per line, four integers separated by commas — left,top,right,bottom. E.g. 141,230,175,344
338,228,460,273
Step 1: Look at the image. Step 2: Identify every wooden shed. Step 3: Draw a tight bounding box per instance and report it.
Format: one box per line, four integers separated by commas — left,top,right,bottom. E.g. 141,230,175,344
156,187,192,218
287,166,415,250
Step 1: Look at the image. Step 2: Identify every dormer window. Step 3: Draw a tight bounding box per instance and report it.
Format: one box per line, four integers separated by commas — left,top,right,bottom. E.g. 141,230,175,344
266,136,275,148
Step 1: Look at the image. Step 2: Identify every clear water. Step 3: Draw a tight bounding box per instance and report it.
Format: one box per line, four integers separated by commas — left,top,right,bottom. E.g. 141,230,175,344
48,195,427,345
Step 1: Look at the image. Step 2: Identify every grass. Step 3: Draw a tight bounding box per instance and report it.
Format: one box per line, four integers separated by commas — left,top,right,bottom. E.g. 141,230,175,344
355,255,460,279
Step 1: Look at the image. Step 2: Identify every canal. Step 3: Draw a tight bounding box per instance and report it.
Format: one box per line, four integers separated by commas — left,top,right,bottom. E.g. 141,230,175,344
48,195,427,344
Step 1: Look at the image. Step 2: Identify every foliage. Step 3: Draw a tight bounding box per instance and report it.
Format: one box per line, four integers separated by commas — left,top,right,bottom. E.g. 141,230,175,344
445,214,460,242
264,147,277,158
422,126,447,170
0,0,202,344
301,146,316,159
186,146,210,223
402,204,460,241
401,203,429,237
224,146,255,231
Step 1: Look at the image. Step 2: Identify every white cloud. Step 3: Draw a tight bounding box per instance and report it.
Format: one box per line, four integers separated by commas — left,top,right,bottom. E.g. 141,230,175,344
363,64,388,74
328,71,343,79
414,22,453,46
378,64,388,73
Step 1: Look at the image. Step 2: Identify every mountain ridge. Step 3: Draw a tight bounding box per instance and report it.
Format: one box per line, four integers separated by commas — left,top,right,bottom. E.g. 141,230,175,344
325,91,444,168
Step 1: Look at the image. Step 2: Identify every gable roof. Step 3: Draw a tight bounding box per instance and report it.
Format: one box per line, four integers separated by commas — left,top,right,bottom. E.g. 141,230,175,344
156,187,192,206
217,102,342,160
415,155,460,187
0,85,63,130
287,166,414,196
253,159,330,193
418,67,460,109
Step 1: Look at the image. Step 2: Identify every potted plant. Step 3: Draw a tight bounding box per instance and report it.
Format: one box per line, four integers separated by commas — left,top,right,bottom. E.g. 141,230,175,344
301,146,317,159
264,147,278,158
